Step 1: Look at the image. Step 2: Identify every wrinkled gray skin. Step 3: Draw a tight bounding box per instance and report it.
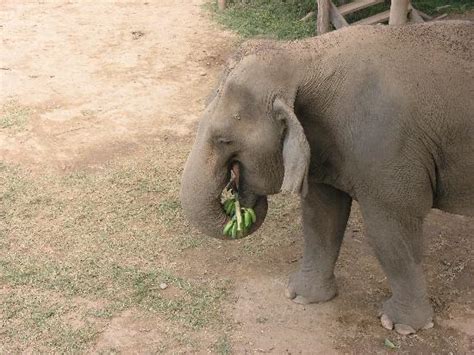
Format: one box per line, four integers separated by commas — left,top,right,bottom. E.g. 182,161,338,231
180,21,473,334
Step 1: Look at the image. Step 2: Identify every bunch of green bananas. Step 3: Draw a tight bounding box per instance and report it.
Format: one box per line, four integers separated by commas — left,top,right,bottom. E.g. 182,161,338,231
223,197,236,216
222,196,256,238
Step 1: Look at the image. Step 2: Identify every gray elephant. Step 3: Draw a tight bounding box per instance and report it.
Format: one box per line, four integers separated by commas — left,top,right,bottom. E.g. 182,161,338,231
180,21,473,334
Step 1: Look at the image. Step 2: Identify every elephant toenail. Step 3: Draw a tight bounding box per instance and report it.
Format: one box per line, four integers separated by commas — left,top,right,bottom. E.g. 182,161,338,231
293,296,310,304
394,324,416,335
381,314,394,330
422,321,434,330
285,288,296,299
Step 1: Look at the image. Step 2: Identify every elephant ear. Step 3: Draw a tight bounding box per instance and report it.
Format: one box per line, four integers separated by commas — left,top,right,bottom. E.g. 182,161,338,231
273,98,310,197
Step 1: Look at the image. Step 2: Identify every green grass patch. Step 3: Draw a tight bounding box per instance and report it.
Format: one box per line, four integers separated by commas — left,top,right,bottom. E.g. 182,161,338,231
1,288,99,352
1,258,228,330
0,98,31,130
206,0,474,40
213,334,232,355
206,0,317,39
412,0,474,14
0,143,230,352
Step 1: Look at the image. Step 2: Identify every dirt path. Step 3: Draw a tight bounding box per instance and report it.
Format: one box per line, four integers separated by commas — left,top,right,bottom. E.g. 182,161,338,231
1,0,233,170
1,2,472,354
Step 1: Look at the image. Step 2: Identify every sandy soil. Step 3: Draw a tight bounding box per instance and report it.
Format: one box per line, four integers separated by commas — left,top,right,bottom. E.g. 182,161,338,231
0,0,233,170
1,1,472,353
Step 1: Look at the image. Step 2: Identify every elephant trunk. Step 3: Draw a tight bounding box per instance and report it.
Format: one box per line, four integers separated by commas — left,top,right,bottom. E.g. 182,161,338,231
180,138,268,240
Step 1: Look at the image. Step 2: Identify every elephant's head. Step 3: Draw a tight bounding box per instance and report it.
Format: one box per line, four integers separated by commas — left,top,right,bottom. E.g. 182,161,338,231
180,50,310,239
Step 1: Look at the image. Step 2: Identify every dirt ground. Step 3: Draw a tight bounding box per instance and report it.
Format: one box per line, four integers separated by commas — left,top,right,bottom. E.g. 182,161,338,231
1,1,472,353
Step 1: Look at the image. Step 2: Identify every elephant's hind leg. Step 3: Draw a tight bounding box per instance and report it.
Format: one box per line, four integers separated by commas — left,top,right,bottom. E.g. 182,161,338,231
286,183,352,304
435,186,474,218
360,199,434,334
434,144,474,218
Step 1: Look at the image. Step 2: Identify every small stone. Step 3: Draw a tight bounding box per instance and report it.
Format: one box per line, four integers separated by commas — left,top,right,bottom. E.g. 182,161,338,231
131,30,145,40
159,283,168,290
200,72,207,76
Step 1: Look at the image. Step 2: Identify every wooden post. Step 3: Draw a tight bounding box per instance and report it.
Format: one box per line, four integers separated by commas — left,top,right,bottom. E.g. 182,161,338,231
408,7,424,23
218,0,226,11
317,0,331,35
389,0,409,25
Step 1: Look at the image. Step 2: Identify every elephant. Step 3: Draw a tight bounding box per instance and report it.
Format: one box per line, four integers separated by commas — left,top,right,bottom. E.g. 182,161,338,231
180,21,473,335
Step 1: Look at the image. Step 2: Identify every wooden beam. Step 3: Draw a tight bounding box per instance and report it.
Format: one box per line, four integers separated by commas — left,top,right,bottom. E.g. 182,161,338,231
317,0,331,35
352,9,390,25
337,0,384,16
389,0,409,25
414,8,433,20
433,13,448,21
330,1,349,29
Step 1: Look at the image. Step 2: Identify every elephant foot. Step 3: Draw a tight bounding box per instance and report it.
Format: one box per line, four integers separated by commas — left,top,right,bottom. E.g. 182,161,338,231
286,269,337,304
379,296,434,334
380,314,434,335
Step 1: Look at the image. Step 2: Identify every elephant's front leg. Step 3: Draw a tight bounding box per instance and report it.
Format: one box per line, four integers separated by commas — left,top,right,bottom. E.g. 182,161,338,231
286,183,352,304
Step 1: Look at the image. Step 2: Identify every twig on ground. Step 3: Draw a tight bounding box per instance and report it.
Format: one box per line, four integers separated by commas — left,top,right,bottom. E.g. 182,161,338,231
299,11,315,22
435,5,451,12
433,13,448,21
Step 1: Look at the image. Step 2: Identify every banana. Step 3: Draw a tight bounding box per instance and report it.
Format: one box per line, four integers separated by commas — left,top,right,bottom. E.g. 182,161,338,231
243,209,252,229
231,221,238,238
224,200,232,213
247,208,256,223
223,220,234,236
223,199,233,211
225,200,235,215
221,194,258,238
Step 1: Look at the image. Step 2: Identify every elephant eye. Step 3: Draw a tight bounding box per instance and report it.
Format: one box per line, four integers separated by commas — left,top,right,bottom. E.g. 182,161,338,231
217,137,232,145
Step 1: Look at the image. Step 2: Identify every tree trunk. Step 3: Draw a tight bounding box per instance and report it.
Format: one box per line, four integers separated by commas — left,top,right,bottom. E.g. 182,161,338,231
218,0,226,11
317,0,331,35
389,0,410,25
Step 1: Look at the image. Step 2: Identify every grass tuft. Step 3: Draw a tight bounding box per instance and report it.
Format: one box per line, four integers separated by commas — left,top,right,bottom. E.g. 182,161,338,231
213,334,232,354
0,98,31,130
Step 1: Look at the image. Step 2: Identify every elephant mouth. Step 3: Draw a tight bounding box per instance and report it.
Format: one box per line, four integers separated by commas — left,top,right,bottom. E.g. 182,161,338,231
219,194,268,240
217,162,268,240
180,156,268,241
